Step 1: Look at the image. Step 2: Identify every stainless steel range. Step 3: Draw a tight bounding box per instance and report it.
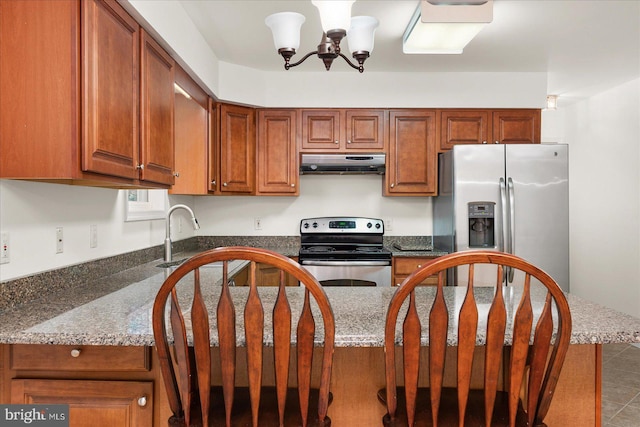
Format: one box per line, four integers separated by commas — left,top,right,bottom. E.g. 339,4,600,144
298,217,392,287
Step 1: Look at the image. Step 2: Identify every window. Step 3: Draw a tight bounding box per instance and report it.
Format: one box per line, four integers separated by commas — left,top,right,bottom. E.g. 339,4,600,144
124,189,167,221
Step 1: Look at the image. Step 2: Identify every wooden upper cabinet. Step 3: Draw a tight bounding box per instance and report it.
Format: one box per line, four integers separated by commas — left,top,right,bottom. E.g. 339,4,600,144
300,109,386,152
386,110,437,196
82,0,140,180
492,109,541,144
219,103,256,194
139,29,175,185
439,109,541,150
257,109,298,195
0,0,176,188
170,66,209,195
438,110,490,150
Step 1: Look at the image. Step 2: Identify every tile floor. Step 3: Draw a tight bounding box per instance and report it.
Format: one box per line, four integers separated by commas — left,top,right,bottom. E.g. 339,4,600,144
602,343,640,427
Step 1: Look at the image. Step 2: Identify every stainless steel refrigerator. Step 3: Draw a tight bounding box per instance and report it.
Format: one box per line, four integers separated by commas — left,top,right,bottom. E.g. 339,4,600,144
433,144,569,291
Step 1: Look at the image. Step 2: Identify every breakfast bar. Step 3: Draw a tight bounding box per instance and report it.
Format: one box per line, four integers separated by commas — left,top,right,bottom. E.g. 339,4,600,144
2,254,640,426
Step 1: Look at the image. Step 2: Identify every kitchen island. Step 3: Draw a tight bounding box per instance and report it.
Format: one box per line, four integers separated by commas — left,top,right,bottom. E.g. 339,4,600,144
2,252,640,426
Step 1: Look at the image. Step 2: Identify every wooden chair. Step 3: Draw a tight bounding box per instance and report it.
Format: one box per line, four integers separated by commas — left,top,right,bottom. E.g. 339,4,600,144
152,246,335,427
381,251,571,427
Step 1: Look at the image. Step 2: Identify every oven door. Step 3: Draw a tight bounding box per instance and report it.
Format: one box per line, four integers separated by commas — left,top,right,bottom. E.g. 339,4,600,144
300,260,391,287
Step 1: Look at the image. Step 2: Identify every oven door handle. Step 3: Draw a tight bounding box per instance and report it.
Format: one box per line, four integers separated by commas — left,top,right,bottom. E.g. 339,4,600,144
301,260,391,267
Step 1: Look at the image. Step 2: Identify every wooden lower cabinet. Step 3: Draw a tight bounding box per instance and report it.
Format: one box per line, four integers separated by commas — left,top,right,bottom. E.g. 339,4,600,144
11,379,153,427
393,256,441,286
2,344,169,427
234,259,300,287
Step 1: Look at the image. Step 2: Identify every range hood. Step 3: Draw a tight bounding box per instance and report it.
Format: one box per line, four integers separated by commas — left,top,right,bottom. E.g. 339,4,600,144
300,153,386,175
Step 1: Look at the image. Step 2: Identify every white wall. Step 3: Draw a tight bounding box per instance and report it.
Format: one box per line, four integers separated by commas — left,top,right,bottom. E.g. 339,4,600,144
0,181,196,281
562,78,640,317
194,175,431,236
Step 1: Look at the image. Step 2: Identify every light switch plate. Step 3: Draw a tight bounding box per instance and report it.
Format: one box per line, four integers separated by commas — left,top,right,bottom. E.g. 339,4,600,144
56,227,63,254
0,232,9,264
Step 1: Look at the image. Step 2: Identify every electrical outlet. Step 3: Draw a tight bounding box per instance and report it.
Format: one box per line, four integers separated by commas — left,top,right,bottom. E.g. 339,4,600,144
384,218,393,231
90,224,98,248
0,232,9,264
56,227,63,254
254,218,262,230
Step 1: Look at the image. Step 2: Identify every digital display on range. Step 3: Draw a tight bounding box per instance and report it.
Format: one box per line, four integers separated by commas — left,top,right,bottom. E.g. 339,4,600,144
329,220,356,229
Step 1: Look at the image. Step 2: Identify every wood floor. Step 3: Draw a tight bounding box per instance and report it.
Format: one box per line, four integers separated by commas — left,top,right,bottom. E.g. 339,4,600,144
602,343,640,427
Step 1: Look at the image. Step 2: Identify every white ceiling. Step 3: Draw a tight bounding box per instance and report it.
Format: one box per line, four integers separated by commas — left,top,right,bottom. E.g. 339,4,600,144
178,0,639,101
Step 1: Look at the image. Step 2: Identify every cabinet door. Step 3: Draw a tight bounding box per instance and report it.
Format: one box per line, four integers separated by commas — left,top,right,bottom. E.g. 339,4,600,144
82,0,139,180
439,110,490,150
139,29,175,185
301,110,341,151
11,379,153,427
387,110,437,196
170,66,209,195
208,99,220,193
345,110,386,150
219,104,256,194
492,109,540,144
257,110,298,195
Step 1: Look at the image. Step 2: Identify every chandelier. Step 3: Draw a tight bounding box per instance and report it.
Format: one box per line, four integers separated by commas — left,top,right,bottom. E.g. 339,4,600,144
265,0,379,73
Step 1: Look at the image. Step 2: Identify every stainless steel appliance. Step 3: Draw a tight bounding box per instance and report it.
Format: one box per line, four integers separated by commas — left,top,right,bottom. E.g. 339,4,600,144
433,144,569,291
300,153,385,174
298,217,392,286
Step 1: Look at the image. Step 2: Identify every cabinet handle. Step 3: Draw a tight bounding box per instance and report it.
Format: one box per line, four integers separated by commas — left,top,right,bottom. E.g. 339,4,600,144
173,172,180,177
136,164,144,170
347,140,352,144
137,396,147,407
390,183,395,188
482,141,488,144
334,140,339,144
223,182,228,187
211,180,216,186
291,183,295,187
417,264,422,268
494,140,500,144
70,349,81,358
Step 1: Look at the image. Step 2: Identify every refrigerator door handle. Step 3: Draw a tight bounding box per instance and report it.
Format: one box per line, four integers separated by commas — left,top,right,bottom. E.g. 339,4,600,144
499,178,508,253
507,177,516,282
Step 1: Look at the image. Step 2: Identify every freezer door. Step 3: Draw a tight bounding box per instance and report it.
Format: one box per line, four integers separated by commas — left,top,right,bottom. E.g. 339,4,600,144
452,145,506,286
505,144,569,291
453,145,505,252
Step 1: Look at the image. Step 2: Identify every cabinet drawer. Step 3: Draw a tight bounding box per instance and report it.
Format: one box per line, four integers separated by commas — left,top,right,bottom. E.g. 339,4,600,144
10,344,150,372
394,274,439,287
394,257,437,275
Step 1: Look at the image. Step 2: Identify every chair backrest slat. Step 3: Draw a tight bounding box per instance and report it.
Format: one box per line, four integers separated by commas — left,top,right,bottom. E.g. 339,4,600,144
429,270,449,427
244,261,264,427
191,268,212,426
273,270,292,424
383,251,572,427
508,273,533,427
297,288,315,426
484,265,507,427
526,293,553,425
457,265,479,426
403,291,421,426
217,260,236,427
170,288,192,423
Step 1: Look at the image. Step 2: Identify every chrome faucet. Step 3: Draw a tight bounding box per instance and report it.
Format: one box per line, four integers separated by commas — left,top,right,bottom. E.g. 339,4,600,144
164,204,200,262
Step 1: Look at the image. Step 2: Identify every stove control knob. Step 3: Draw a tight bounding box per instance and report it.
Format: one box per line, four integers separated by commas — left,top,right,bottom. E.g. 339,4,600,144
312,222,319,228
375,222,381,229
367,222,372,228
303,222,309,229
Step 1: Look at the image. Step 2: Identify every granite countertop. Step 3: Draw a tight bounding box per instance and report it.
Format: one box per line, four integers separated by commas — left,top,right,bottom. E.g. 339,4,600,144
1,249,640,348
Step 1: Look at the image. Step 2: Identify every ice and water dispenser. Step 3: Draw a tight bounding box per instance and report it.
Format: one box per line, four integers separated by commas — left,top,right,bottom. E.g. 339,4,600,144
468,202,495,248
